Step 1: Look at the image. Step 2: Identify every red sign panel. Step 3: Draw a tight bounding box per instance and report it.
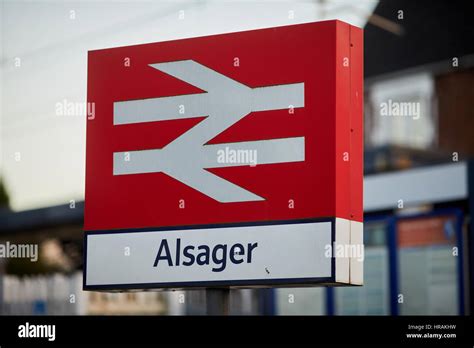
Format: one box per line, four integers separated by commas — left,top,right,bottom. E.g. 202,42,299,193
85,20,363,232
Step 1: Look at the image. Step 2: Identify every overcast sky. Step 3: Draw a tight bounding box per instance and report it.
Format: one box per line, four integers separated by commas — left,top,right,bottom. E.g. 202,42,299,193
0,0,377,211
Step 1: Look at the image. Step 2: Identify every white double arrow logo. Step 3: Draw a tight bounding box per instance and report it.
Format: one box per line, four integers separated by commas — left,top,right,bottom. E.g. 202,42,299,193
113,60,305,203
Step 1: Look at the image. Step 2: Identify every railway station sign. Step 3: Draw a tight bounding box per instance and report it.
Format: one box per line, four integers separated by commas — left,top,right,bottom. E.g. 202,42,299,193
84,20,364,290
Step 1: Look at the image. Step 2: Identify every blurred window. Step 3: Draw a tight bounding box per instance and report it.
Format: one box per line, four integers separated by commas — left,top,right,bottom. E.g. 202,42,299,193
368,73,435,149
275,287,326,315
397,213,460,315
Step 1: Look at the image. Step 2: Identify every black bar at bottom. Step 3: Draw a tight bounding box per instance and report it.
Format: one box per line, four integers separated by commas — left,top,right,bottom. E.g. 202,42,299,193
0,315,472,346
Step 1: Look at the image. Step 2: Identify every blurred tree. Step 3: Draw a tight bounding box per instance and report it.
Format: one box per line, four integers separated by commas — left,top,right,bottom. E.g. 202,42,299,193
6,257,59,275
0,177,10,208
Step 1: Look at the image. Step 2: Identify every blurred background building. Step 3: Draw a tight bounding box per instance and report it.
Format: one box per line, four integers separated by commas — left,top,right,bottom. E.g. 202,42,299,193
0,0,473,315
